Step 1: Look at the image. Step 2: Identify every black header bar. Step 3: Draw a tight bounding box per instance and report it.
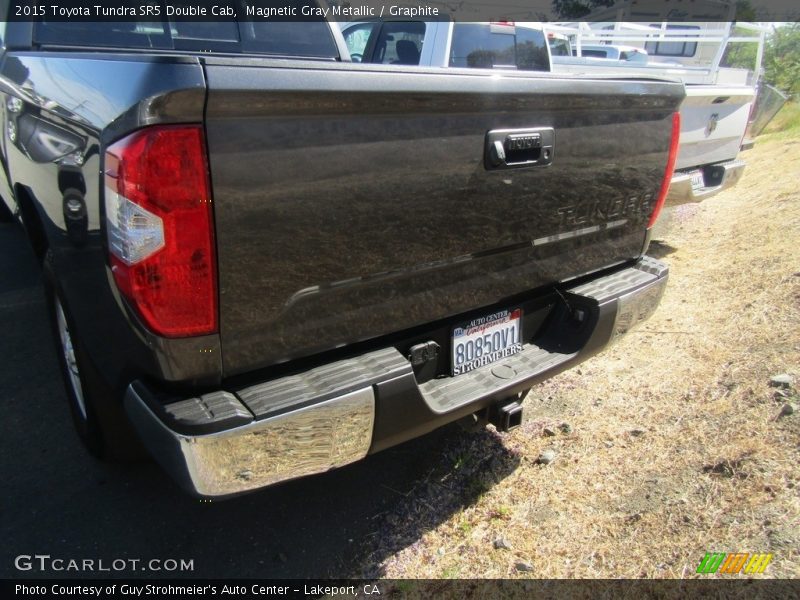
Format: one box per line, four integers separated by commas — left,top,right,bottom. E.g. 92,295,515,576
4,579,800,599
6,0,800,22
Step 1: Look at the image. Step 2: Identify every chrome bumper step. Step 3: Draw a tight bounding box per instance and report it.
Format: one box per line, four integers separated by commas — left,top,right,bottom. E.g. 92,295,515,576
125,257,668,498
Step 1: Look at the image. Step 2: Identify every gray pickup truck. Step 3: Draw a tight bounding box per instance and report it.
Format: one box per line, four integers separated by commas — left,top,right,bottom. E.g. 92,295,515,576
0,12,682,498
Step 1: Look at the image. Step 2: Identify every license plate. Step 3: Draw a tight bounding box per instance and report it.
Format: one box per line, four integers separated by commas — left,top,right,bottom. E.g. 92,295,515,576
452,308,523,376
690,170,704,190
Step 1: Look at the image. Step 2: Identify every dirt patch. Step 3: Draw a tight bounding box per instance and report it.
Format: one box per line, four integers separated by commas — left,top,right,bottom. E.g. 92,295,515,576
353,131,800,579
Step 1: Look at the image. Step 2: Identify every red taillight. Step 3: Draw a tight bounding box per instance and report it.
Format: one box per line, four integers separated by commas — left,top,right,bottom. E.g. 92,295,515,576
647,111,681,229
104,125,217,338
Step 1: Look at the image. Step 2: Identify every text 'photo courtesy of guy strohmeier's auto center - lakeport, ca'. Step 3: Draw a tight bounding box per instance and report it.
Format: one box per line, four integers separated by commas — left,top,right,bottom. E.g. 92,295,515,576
0,0,799,598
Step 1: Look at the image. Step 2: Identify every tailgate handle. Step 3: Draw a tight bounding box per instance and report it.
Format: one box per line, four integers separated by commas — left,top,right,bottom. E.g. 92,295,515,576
485,128,554,170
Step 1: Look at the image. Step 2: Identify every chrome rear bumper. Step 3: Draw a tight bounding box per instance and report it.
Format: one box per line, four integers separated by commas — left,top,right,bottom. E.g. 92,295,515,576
125,257,669,498
125,386,376,497
666,160,746,207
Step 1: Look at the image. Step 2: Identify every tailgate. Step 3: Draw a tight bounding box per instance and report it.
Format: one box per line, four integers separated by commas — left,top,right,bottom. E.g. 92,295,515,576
676,85,754,170
202,59,683,376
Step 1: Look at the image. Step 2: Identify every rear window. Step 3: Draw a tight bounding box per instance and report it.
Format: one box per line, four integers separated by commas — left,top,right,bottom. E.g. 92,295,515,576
449,23,549,71
33,21,173,50
33,2,338,59
239,21,338,58
372,21,425,65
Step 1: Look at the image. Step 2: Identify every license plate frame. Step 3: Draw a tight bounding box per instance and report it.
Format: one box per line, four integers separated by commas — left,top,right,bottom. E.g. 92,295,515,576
451,308,523,376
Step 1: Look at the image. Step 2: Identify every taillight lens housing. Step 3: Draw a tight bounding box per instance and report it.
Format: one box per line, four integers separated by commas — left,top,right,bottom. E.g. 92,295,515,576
104,125,217,337
647,111,681,229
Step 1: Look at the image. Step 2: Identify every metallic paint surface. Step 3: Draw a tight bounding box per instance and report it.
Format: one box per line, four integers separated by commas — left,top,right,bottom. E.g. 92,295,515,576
0,49,683,386
203,60,683,374
0,53,220,387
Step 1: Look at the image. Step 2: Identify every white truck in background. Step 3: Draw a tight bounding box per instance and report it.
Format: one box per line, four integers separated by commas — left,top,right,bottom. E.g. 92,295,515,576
547,21,772,207
340,19,777,211
339,21,551,71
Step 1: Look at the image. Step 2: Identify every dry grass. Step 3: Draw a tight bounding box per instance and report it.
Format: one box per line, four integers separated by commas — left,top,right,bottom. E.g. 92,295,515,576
355,127,800,579
762,101,800,138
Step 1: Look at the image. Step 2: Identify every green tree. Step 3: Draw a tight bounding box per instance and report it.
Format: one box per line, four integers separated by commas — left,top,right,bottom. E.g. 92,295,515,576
762,24,800,96
552,0,615,19
721,26,759,73
721,24,800,97
734,0,757,21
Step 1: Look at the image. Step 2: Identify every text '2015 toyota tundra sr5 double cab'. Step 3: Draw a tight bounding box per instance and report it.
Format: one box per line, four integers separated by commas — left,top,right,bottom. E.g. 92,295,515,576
0,11,682,498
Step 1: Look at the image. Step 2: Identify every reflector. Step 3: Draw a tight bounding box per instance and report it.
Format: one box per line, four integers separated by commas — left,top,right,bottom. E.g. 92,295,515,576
105,190,164,265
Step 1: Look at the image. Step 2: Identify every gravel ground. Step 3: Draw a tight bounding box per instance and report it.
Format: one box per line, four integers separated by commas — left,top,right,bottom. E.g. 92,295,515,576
354,126,800,579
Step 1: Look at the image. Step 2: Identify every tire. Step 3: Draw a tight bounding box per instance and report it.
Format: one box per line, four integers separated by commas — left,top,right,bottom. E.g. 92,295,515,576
44,252,145,461
0,198,13,223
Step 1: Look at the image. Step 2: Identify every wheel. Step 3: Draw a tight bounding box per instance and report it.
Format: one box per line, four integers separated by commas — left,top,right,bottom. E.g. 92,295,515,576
49,277,106,457
44,252,145,460
52,290,105,456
